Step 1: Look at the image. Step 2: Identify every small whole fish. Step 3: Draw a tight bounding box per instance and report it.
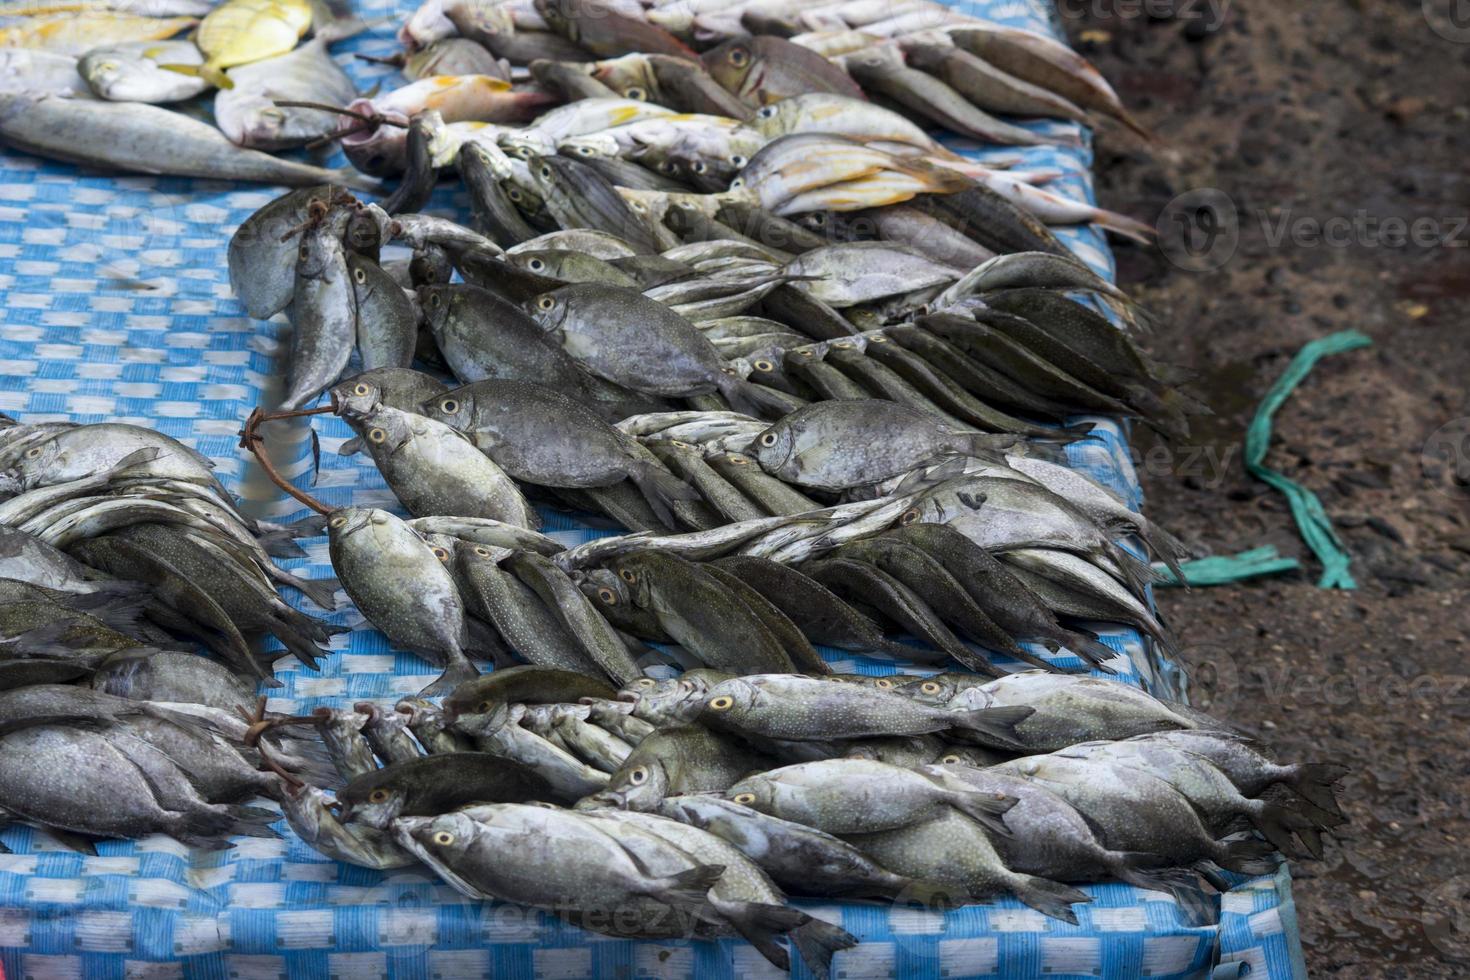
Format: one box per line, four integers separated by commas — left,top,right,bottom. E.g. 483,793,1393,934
78,40,205,102
536,0,697,60
702,36,865,107
215,38,358,150
0,12,197,56
582,724,769,810
177,0,312,89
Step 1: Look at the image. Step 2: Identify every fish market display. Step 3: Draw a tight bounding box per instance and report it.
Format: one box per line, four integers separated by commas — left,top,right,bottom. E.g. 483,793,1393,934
0,0,1337,975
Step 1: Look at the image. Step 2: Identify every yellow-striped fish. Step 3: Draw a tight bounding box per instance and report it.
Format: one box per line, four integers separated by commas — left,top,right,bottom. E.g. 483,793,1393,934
165,0,312,89
0,13,198,56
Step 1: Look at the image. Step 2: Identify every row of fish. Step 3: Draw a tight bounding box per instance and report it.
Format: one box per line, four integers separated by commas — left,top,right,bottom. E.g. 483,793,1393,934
262,665,1345,976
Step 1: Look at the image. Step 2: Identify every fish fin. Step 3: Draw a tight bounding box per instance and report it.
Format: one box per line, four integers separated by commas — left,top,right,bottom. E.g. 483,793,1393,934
281,573,340,612
221,805,282,839
257,530,308,559
308,428,321,487
1052,631,1120,672
287,514,329,537
1284,762,1348,822
1252,801,1311,858
338,436,363,457
890,879,968,911
713,898,803,972
628,461,701,531
648,862,725,912
791,916,859,980
947,790,1018,838
1213,835,1278,876
44,828,99,855
418,659,481,697
948,703,1033,749
1111,858,1214,921
1089,207,1157,245
1009,874,1091,924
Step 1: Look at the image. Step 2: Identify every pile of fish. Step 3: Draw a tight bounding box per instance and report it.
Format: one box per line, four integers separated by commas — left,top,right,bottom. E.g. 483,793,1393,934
264,664,1346,976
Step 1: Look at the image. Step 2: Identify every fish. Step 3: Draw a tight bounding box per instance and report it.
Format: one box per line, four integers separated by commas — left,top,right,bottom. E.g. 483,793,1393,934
459,141,541,245
281,784,417,869
696,673,1033,745
581,724,770,810
703,35,864,107
344,253,417,371
227,185,347,320
215,38,358,150
507,248,641,287
843,807,1092,922
452,542,610,677
504,552,645,685
529,154,665,253
530,283,795,418
782,240,960,307
423,379,698,526
280,211,356,412
698,561,828,673
78,40,205,102
326,507,482,695
333,368,449,456
532,58,620,100
344,399,538,527
0,94,376,189
405,37,512,80
392,805,726,930
89,649,259,715
1001,548,1176,652
750,399,1016,491
0,49,91,98
607,551,798,675
169,0,312,89
336,752,552,829
536,0,697,60
396,697,474,754
405,515,563,556
0,12,197,56
900,39,1090,125
0,724,276,848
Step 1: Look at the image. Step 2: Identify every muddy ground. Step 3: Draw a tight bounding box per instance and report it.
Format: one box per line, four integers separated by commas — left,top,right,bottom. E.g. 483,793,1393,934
1058,0,1470,974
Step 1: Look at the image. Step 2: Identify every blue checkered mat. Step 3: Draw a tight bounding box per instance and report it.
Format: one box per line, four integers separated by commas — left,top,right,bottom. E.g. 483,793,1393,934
0,1,1306,976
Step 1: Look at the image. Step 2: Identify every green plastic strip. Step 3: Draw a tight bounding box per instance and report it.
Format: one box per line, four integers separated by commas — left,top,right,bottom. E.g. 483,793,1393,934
1153,546,1300,587
1243,330,1373,589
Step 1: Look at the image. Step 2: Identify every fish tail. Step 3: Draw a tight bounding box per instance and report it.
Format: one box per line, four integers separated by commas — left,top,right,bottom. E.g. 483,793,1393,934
283,573,341,612
713,897,804,973
418,657,481,698
1251,801,1311,858
716,374,806,421
221,805,282,839
255,529,308,559
629,460,701,530
790,916,859,980
1283,762,1349,822
1009,874,1092,924
1089,207,1157,244
1212,834,1279,876
1110,857,1213,920
949,703,1033,749
1054,630,1120,672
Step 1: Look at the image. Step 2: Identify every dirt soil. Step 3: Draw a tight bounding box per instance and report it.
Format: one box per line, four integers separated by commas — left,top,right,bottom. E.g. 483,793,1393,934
1057,1,1470,974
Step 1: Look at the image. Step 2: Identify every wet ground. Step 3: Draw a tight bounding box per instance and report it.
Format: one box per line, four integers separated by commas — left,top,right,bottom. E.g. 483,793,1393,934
1059,1,1470,974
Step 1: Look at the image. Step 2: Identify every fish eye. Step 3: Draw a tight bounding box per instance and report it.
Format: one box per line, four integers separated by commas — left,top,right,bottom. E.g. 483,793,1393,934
298,245,310,259
758,432,777,447
24,447,41,458
634,677,656,688
440,399,459,414
368,428,387,443
353,383,370,396
874,678,894,689
627,766,648,785
536,295,556,311
708,695,734,711
730,154,746,167
871,335,888,343
539,165,551,179
432,831,455,846
508,188,523,201
899,508,921,526
428,293,442,308
514,146,531,158
618,568,636,584
477,700,493,713
353,267,367,284
798,349,814,358
941,754,962,765
625,86,646,100
729,47,749,67
691,161,706,174
920,681,941,694
630,201,646,212
756,107,775,119
474,546,491,557
368,788,390,803
431,546,449,561
528,259,545,272
833,341,852,349
597,587,617,605
752,359,774,372
329,514,348,528
731,792,755,804
729,455,748,466
576,145,594,156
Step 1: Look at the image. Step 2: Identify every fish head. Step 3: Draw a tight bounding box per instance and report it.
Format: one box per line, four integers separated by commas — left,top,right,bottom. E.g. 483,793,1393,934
7,435,63,490
591,52,656,100
533,0,571,32
608,552,657,608
557,133,619,160
524,286,572,333
325,507,381,547
501,131,556,161
416,284,458,336
750,419,796,476
721,770,773,813
750,102,790,138
399,811,480,865
337,772,408,829
897,673,966,706
697,676,758,727
626,675,707,726
582,567,631,615
603,755,669,811
399,0,455,51
77,54,164,103
329,378,384,421
294,226,342,280
420,388,474,432
506,250,562,280
616,674,661,703
342,121,409,178
701,39,754,94
442,681,515,733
